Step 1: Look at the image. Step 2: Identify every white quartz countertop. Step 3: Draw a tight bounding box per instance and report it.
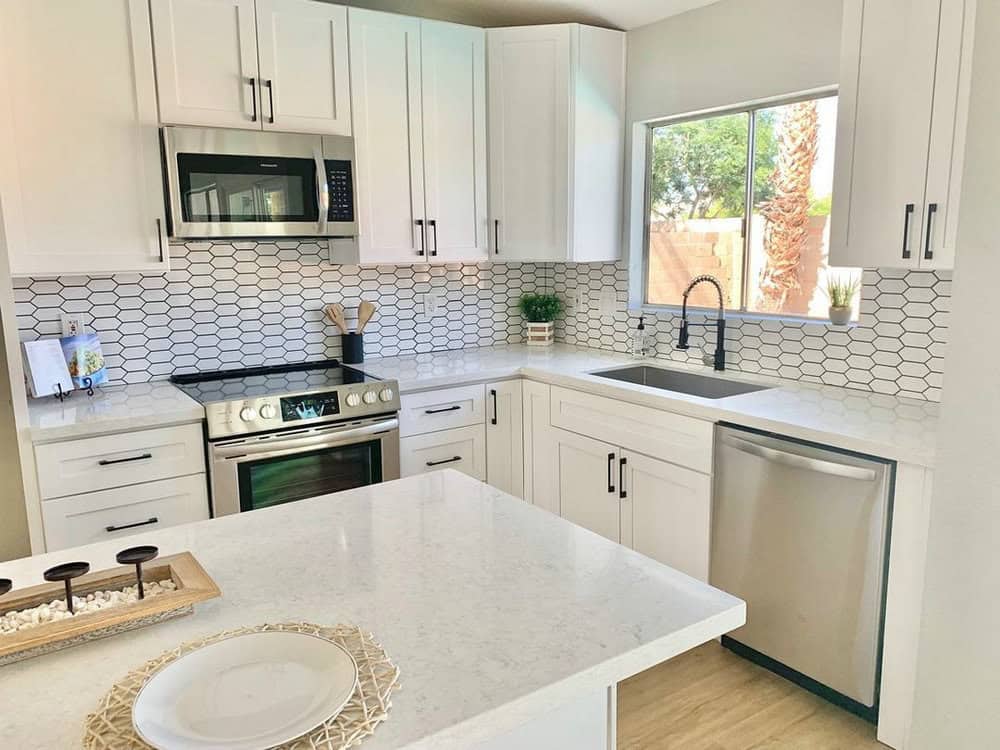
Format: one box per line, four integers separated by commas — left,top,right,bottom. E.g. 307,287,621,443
26,381,204,443
0,471,745,750
365,344,939,467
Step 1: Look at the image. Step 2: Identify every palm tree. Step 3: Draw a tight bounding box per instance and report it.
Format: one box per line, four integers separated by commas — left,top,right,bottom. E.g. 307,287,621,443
757,101,819,312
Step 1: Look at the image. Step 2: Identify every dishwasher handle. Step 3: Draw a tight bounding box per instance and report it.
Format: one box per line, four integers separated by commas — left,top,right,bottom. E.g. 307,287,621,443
723,435,878,482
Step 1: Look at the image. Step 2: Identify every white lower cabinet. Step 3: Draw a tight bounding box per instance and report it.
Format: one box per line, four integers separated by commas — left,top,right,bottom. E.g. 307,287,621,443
619,450,712,581
42,475,209,551
553,429,621,543
400,425,486,481
485,380,523,498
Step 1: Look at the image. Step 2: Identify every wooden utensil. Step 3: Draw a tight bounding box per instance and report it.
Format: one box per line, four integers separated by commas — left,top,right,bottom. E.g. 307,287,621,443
356,301,377,334
324,303,348,334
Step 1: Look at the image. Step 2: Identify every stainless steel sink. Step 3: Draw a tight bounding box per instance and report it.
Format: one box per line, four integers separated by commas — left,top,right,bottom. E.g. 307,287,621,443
590,365,771,399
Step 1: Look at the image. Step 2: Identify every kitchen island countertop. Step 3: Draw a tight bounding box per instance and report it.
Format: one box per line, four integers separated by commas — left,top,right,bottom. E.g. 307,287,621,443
0,470,744,749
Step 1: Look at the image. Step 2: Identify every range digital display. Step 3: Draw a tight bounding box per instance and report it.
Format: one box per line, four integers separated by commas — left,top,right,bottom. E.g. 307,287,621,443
280,391,340,422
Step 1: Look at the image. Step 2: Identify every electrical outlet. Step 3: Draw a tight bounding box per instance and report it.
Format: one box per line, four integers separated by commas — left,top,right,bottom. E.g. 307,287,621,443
423,292,442,318
598,289,618,317
570,288,587,311
60,313,85,337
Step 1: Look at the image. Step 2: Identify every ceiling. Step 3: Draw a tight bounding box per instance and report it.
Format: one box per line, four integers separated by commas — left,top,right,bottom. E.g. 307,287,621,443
337,0,723,30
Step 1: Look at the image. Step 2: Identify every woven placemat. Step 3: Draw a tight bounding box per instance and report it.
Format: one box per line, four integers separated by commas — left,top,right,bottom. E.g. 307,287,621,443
83,622,401,750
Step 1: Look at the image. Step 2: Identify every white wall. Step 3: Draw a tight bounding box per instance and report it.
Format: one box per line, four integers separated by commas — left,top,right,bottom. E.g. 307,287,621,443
626,0,842,123
909,3,1000,747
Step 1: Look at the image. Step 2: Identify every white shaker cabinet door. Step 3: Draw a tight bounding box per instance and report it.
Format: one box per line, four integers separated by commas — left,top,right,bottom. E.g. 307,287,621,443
553,428,620,544
485,380,524,498
829,0,941,268
255,0,352,136
619,450,711,582
487,25,571,261
420,20,488,262
348,9,426,262
0,0,168,276
150,0,260,129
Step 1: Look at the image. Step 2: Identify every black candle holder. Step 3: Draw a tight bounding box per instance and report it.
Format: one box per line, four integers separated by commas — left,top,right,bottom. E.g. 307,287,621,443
0,578,12,597
116,545,159,600
43,562,91,614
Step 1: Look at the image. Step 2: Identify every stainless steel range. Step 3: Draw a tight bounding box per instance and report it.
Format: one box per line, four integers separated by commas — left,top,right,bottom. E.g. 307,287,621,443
171,361,400,517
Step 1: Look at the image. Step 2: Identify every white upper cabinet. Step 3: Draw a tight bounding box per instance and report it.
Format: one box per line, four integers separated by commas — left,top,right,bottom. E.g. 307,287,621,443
151,0,352,135
151,0,259,129
487,24,625,262
341,10,487,264
255,0,352,135
0,0,168,277
830,0,976,270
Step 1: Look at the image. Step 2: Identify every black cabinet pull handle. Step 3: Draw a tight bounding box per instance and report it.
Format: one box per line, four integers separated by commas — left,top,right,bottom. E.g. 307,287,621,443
607,452,615,494
901,203,914,259
426,456,461,467
105,517,158,533
415,219,426,256
494,219,500,254
98,453,153,467
249,77,258,122
264,79,275,124
424,405,460,415
155,219,165,262
428,219,438,256
923,202,937,261
619,456,627,499
490,389,498,425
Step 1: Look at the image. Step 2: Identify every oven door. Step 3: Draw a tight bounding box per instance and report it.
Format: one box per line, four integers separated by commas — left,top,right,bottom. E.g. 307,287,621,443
209,417,400,517
164,126,356,239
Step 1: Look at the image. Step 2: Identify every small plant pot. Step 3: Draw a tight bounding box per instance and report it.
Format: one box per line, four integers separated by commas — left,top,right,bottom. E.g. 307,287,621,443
828,306,852,326
526,321,555,346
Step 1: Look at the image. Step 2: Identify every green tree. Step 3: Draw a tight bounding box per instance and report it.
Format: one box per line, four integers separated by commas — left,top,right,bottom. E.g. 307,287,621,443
650,111,777,221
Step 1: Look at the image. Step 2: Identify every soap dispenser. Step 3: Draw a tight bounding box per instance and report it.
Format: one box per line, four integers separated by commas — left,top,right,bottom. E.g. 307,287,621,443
632,316,651,358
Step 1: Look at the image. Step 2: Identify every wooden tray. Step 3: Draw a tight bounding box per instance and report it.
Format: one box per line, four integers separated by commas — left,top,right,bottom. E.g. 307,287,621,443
0,552,220,666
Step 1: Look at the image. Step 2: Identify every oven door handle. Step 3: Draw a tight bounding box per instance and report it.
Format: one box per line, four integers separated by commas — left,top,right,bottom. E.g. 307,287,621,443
212,418,399,462
314,147,329,236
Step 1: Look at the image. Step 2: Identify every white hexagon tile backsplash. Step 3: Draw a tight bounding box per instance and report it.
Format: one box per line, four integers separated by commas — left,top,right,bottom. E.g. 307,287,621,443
13,241,947,400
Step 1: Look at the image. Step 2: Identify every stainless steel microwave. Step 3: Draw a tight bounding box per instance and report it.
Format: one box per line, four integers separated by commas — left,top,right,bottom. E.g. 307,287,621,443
162,126,357,239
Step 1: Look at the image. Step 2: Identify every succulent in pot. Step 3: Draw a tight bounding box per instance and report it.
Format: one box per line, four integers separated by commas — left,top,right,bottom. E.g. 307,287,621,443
826,275,860,326
519,293,563,346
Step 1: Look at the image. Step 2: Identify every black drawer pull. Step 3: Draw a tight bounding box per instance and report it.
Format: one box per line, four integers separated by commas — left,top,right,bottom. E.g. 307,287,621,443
619,456,627,499
105,517,158,533
98,453,153,467
426,456,462,467
901,203,914,259
424,405,461,415
490,389,498,425
607,452,615,493
923,202,937,260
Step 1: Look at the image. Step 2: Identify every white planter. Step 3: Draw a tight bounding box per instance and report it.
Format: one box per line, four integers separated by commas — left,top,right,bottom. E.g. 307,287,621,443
526,321,555,346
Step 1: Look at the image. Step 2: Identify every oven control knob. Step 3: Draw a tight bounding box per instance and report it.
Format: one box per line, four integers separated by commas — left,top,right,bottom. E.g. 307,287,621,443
239,406,257,422
345,392,362,408
259,404,277,420
379,387,395,402
363,390,378,405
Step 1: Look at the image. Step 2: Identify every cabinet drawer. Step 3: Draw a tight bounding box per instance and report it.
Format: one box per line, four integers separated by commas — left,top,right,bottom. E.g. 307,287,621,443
399,385,485,437
400,425,486,481
41,474,210,552
34,423,206,500
550,386,713,473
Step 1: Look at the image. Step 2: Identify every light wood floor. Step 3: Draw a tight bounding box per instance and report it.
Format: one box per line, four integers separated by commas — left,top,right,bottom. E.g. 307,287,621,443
618,642,886,749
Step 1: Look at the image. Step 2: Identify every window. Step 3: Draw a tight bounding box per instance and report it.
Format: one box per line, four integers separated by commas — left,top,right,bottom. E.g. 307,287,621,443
643,93,859,320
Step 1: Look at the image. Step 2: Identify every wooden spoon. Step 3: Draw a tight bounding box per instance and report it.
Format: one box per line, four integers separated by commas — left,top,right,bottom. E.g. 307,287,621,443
357,301,377,334
324,303,348,334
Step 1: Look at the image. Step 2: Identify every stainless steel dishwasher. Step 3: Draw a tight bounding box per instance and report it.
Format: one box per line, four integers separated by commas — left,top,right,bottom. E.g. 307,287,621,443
711,424,893,721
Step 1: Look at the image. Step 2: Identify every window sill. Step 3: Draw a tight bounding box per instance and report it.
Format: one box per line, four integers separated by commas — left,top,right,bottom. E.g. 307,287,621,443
635,303,859,328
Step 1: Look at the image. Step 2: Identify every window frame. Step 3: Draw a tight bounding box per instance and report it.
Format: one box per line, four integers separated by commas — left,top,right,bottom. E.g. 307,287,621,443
638,87,841,322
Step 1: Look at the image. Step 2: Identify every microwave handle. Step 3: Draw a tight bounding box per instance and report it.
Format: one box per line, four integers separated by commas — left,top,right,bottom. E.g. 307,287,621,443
314,149,329,235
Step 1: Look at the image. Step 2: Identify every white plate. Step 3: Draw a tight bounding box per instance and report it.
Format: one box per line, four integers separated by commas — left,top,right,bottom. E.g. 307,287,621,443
132,631,358,750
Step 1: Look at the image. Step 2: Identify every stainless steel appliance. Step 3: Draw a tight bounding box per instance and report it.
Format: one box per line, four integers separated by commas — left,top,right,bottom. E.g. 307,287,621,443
163,126,356,239
711,424,893,721
171,361,399,517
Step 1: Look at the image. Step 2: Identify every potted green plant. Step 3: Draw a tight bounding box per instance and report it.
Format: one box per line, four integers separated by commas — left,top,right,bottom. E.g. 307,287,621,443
826,275,860,326
519,293,563,346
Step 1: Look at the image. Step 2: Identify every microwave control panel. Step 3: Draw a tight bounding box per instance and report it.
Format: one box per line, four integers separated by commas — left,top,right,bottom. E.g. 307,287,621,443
326,160,355,222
